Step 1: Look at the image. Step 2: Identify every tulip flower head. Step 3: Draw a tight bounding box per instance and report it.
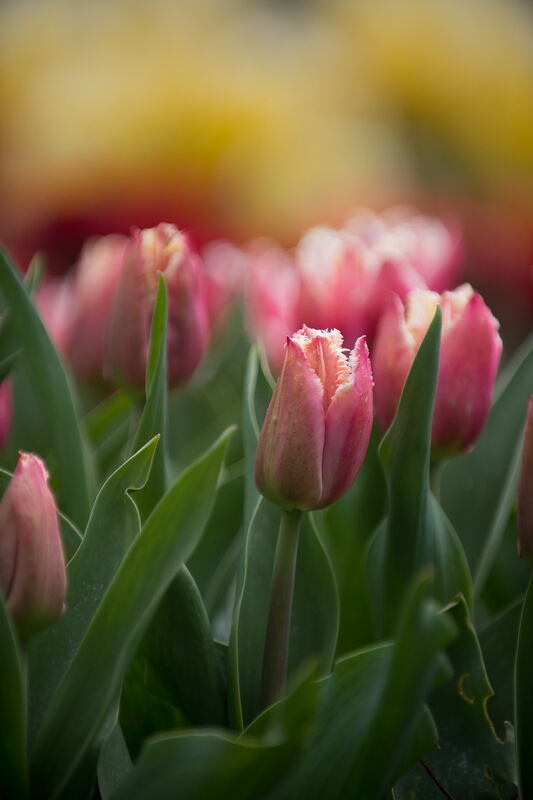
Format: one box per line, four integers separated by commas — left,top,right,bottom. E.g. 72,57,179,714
373,284,502,455
518,395,533,559
0,452,67,634
67,234,128,379
108,224,209,389
255,326,373,510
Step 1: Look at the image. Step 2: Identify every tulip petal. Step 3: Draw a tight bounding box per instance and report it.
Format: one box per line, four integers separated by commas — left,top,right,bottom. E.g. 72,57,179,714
320,337,374,507
255,337,324,510
433,292,502,453
372,295,415,432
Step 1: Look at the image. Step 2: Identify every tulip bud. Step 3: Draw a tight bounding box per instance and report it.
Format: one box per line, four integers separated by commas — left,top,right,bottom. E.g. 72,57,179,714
373,284,502,455
67,234,128,380
0,453,67,634
518,396,533,559
255,326,373,510
107,224,209,389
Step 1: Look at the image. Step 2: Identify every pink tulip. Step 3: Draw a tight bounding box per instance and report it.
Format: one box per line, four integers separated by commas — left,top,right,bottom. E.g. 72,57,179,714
36,278,75,357
67,234,128,380
255,326,373,510
244,239,300,373
518,396,533,559
201,240,245,330
0,452,67,633
296,225,426,348
345,207,463,293
373,284,503,455
107,223,209,389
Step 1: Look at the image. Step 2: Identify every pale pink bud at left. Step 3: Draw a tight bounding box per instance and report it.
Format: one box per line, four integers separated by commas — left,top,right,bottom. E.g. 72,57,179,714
255,326,373,510
67,235,128,380
518,396,533,559
373,284,503,455
0,453,67,634
107,224,209,389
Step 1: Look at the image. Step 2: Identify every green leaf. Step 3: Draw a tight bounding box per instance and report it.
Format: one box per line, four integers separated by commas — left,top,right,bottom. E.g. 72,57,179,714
30,427,233,799
130,275,168,520
515,573,533,799
259,574,455,799
0,248,92,528
442,335,533,591
479,598,522,731
84,390,134,480
139,565,226,726
367,309,472,635
397,596,516,799
112,667,319,800
27,437,159,742
0,593,28,798
97,721,132,800
319,423,386,654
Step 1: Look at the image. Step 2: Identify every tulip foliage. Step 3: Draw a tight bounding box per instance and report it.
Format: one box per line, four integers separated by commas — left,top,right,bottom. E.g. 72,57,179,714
0,238,532,800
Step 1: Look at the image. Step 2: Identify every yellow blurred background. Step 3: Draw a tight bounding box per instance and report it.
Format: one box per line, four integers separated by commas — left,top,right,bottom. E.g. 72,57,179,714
1,0,532,329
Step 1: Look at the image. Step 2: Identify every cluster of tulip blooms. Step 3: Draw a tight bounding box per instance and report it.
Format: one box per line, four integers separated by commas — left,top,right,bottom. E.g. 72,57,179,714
0,210,531,799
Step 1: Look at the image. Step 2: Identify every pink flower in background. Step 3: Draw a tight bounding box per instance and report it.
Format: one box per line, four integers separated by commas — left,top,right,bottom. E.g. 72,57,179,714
107,224,209,390
67,235,128,380
255,326,373,510
345,207,463,293
373,284,502,455
36,278,75,357
296,224,426,347
243,239,300,372
201,240,246,329
0,452,67,634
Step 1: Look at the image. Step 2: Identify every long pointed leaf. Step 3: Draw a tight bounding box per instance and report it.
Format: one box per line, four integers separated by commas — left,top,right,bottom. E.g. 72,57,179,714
0,248,91,527
30,427,233,798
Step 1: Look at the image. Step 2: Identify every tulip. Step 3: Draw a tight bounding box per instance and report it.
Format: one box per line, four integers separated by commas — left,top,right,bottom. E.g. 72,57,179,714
36,278,75,357
107,224,209,389
67,234,128,379
518,395,533,559
0,452,67,634
345,207,463,293
255,325,374,510
296,225,426,349
244,239,300,373
373,284,502,455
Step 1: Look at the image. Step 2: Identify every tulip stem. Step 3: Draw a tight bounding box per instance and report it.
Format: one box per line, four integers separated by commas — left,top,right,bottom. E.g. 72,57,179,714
260,508,302,709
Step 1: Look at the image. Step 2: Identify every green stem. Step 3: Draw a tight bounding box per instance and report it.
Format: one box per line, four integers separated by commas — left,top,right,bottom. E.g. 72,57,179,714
260,508,302,709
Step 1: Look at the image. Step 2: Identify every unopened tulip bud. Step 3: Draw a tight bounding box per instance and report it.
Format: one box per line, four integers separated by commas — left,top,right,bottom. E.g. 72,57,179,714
373,284,502,455
518,396,533,559
255,326,373,510
0,453,67,634
107,224,209,389
67,235,128,379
